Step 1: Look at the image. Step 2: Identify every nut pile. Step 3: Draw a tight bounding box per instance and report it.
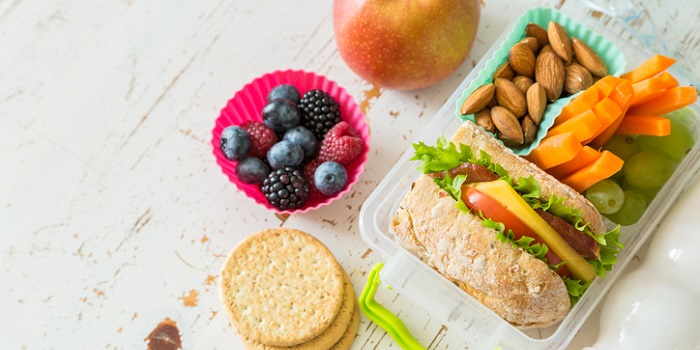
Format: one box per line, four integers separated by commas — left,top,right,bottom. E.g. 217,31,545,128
460,21,608,148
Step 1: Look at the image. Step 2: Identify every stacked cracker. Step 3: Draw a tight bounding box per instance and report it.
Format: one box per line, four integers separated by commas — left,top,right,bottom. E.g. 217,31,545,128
219,228,359,350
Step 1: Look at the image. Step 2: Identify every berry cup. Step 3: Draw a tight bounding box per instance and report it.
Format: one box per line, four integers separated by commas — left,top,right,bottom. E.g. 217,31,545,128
212,70,369,214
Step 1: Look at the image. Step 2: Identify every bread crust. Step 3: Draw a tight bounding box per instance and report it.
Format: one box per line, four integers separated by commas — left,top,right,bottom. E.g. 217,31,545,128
389,121,606,328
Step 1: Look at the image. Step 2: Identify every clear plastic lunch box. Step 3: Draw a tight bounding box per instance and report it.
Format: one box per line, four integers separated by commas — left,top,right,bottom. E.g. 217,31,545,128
358,1,700,349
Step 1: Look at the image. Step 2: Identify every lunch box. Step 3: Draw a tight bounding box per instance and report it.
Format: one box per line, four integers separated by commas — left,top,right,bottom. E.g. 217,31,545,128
358,2,700,349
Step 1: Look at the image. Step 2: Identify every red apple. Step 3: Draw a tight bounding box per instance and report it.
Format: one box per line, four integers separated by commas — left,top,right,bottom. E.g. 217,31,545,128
333,0,481,90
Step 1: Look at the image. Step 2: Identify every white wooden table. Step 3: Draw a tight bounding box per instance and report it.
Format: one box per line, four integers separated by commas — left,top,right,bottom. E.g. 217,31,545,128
1,1,695,349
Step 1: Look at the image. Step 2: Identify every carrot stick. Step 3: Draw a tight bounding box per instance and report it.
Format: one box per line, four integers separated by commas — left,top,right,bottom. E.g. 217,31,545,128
609,79,635,110
582,97,623,145
594,75,625,99
525,132,583,170
547,110,601,142
561,151,624,192
656,71,679,89
627,71,677,107
615,115,671,136
627,86,698,116
621,54,677,83
547,146,602,180
630,76,667,106
589,80,635,148
555,86,600,126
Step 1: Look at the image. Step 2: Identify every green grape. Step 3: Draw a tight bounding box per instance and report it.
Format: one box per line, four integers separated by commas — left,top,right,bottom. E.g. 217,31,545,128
622,178,658,205
623,150,676,189
605,190,647,226
638,110,695,161
585,179,625,214
603,134,641,161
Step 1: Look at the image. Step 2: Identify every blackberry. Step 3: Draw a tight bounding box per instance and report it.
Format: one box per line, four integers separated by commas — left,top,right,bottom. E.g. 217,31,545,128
298,90,342,139
260,167,309,210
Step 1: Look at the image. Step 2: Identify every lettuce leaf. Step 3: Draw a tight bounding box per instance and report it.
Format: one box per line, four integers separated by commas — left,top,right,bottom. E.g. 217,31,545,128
411,136,510,179
411,135,474,174
433,174,468,213
589,225,623,278
474,150,510,179
562,277,590,305
512,175,541,202
482,218,549,261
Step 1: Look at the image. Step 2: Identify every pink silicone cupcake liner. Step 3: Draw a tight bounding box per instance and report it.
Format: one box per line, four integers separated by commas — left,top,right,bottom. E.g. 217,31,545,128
212,69,370,214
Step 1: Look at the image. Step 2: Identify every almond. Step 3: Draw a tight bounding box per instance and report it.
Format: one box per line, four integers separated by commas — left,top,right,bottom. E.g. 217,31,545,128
487,95,498,108
513,75,534,95
460,83,495,115
535,52,565,102
571,55,580,65
493,62,515,81
522,114,538,145
539,44,554,55
547,21,572,63
519,37,539,53
495,78,527,117
526,82,546,125
491,106,524,145
498,133,524,148
565,63,593,95
508,43,536,78
525,22,549,48
572,37,608,77
474,108,496,133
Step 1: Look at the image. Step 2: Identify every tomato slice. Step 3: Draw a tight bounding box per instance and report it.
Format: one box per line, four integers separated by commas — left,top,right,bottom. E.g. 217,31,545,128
461,185,572,278
462,185,536,239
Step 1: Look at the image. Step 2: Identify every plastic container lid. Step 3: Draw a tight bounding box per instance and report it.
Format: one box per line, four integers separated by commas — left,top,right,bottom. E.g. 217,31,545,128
359,2,700,349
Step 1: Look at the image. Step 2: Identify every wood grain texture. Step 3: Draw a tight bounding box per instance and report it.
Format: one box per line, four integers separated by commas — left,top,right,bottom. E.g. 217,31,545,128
2,0,690,349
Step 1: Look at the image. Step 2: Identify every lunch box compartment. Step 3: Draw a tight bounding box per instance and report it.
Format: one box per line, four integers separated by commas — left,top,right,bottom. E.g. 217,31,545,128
359,2,700,349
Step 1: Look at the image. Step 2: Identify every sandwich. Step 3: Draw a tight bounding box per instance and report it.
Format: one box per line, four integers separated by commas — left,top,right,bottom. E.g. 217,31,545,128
390,121,622,328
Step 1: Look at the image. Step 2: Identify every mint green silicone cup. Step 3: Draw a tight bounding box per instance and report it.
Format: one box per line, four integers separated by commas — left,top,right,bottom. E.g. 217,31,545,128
454,7,627,156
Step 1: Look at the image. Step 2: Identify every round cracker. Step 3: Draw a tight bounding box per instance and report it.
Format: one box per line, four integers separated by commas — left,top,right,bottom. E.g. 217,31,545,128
219,228,344,347
243,270,356,349
329,302,360,350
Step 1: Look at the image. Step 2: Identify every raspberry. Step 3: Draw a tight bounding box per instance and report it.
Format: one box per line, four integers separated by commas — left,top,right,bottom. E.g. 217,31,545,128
303,158,323,192
318,122,363,165
241,121,278,158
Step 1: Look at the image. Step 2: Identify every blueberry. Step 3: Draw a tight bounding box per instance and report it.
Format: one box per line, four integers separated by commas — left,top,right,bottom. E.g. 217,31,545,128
262,99,300,132
314,161,348,196
235,157,270,184
283,126,318,160
267,140,304,169
267,84,301,104
220,126,250,161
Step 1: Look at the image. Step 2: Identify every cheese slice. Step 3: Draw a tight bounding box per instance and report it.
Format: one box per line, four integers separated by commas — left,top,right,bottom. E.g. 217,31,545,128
468,180,597,283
